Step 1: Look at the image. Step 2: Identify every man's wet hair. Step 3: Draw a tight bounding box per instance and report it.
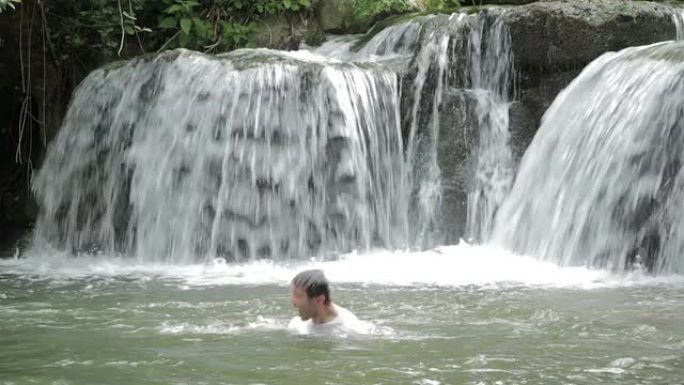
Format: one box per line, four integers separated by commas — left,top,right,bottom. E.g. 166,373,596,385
291,269,330,304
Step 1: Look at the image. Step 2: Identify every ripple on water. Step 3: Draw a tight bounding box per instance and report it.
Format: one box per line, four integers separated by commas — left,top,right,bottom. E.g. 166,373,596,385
609,357,636,368
584,367,626,375
633,324,658,336
583,357,639,376
414,379,440,385
530,308,561,323
43,359,94,368
102,359,180,367
157,316,287,336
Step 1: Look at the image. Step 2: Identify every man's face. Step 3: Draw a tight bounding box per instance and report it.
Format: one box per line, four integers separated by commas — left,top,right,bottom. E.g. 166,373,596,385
291,285,321,321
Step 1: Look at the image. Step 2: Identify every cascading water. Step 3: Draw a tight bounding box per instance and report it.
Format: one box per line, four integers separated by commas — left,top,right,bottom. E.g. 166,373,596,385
314,19,423,63
404,11,516,246
463,15,515,243
30,9,518,262
403,19,455,248
31,50,408,263
674,9,684,40
491,41,684,274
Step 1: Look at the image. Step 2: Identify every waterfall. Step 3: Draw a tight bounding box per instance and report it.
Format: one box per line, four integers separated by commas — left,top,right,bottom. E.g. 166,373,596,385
404,21,456,248
491,41,684,274
463,15,515,243
31,9,519,261
404,11,516,246
31,50,407,263
674,9,684,40
313,18,424,67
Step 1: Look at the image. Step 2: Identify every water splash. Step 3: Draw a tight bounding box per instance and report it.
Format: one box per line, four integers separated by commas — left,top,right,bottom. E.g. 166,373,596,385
491,41,684,274
32,49,408,263
7,242,684,289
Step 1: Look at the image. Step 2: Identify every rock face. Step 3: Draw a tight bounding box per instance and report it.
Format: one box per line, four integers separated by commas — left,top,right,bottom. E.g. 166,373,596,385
317,0,357,33
435,89,478,245
502,0,679,160
505,0,676,72
252,14,326,50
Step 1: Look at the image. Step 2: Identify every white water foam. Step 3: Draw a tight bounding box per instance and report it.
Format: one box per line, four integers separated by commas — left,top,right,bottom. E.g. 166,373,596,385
158,316,286,336
2,245,683,289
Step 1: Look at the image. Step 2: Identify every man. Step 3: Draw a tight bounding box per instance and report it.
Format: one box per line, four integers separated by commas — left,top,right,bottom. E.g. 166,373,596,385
287,269,374,336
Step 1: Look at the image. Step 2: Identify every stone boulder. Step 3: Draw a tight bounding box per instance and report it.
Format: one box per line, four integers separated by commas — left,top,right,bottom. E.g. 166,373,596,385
503,0,680,159
317,0,356,33
252,14,326,50
504,0,677,72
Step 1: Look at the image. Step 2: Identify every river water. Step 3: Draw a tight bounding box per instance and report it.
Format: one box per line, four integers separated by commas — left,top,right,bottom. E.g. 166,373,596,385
3,8,684,385
2,245,683,385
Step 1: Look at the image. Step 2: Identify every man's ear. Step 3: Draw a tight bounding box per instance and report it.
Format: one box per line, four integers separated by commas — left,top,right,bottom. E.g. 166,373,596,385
314,294,325,305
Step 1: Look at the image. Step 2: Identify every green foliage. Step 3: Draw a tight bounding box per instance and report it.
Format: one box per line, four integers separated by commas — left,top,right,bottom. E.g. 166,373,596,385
42,0,149,63
153,0,313,50
423,0,460,12
0,0,22,13
36,0,314,70
353,0,412,22
158,0,216,49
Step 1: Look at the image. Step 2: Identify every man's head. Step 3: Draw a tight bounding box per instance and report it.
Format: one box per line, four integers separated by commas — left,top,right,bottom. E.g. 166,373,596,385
290,269,331,321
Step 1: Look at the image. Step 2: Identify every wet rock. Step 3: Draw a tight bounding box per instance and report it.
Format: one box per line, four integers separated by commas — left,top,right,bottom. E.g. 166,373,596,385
317,0,356,33
504,0,678,151
434,89,479,244
504,0,676,73
253,14,326,50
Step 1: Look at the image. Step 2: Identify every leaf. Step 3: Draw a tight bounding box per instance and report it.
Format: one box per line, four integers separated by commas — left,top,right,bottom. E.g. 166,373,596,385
70,34,84,47
180,18,192,35
221,21,234,35
183,0,200,10
159,17,177,29
179,32,191,47
165,4,182,13
124,24,135,35
192,17,207,37
122,11,136,20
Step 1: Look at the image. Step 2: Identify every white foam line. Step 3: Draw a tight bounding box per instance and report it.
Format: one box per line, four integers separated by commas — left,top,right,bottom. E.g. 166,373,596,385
2,244,684,289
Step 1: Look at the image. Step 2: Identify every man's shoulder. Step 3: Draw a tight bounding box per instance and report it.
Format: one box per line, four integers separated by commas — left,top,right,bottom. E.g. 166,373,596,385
333,303,358,319
332,303,375,334
288,315,313,333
